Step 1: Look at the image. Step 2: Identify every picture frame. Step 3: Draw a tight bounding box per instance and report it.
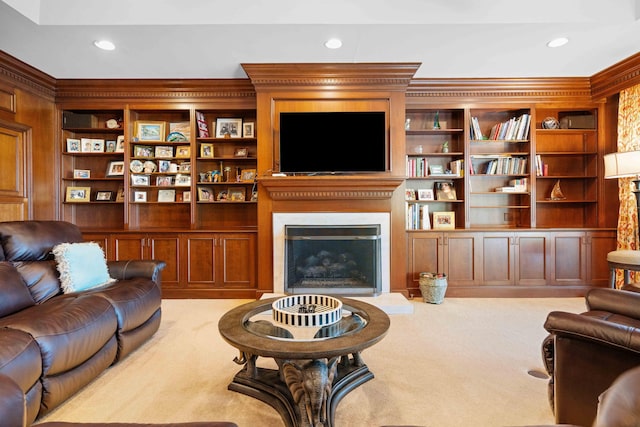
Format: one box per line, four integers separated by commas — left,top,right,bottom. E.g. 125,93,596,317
81,138,93,152
73,169,90,179
107,160,125,176
134,191,147,202
116,186,125,202
233,147,248,158
435,181,457,200
197,186,213,202
429,164,445,175
131,174,150,186
178,162,191,172
243,122,255,138
240,168,256,182
176,145,191,158
200,143,214,158
134,145,153,158
433,211,455,230
183,191,191,202
91,139,105,152
157,160,170,172
156,176,173,187
66,186,90,202
405,189,416,201
66,138,81,152
95,190,113,201
175,174,191,186
154,146,174,158
105,140,116,152
115,135,125,153
134,121,165,141
229,188,246,202
418,189,435,201
158,189,176,202
215,118,242,138
216,189,228,201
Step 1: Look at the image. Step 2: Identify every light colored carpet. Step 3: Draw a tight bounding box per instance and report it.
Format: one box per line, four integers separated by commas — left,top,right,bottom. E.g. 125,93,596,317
37,296,585,427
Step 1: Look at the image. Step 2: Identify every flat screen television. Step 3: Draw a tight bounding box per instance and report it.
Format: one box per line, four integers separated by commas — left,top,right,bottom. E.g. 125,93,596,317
278,111,387,174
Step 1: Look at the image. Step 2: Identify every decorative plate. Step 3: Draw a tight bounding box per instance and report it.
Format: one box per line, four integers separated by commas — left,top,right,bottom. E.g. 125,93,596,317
542,117,560,129
130,159,144,173
167,132,187,142
143,160,157,173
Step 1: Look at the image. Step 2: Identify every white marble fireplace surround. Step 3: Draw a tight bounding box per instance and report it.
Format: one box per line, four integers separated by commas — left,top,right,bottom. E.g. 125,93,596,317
272,212,391,294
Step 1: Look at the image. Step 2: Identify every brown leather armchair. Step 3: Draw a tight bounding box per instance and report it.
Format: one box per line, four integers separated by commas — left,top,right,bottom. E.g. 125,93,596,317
542,288,640,426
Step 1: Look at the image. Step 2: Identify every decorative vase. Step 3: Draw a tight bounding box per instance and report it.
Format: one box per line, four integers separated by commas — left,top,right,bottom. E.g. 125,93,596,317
433,111,441,129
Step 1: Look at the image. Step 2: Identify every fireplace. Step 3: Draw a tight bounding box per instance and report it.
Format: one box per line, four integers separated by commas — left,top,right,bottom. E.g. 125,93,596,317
285,225,382,295
273,212,390,295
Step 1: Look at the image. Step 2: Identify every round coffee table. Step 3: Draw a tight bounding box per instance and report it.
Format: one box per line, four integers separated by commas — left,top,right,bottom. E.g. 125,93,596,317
218,296,390,427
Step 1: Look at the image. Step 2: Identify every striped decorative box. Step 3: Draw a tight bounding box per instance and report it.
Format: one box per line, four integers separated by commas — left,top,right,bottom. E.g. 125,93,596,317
272,294,342,328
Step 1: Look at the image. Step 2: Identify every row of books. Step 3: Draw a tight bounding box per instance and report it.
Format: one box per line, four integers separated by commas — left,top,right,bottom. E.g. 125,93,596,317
470,156,527,175
495,178,529,192
406,158,464,178
406,203,431,230
535,154,550,176
470,113,531,141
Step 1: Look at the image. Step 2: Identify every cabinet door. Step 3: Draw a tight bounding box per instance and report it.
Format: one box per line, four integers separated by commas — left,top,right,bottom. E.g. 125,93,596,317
550,232,586,285
407,232,443,288
112,234,147,260
184,234,217,288
444,232,482,286
586,230,616,287
481,233,514,285
148,234,181,288
514,232,549,286
218,233,256,288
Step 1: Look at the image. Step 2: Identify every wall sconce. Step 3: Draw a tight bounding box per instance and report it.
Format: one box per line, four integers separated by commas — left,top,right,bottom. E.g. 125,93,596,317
604,150,640,238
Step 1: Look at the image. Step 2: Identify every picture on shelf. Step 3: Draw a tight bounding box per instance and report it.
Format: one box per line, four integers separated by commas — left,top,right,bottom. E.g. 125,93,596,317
158,189,176,202
435,181,457,200
156,176,173,186
175,174,191,186
176,146,190,158
95,191,113,201
131,174,150,186
106,161,125,176
216,118,242,138
216,189,228,201
81,138,93,152
91,139,105,152
405,189,416,201
243,122,255,138
418,189,434,201
66,138,80,152
158,160,170,172
134,145,153,158
240,169,256,182
105,140,116,152
115,135,125,152
200,143,214,158
429,164,445,175
234,147,248,158
116,187,125,202
197,186,213,202
154,146,173,158
73,169,90,179
229,188,245,202
183,191,191,202
65,187,90,203
178,162,191,172
169,121,191,141
196,112,209,138
134,121,166,141
134,191,147,202
433,211,455,230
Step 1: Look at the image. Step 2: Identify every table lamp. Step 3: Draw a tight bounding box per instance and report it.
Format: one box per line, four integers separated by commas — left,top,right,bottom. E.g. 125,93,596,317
604,150,640,240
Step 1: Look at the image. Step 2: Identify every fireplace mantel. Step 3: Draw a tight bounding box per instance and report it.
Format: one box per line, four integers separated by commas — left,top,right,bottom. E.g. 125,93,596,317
259,176,404,201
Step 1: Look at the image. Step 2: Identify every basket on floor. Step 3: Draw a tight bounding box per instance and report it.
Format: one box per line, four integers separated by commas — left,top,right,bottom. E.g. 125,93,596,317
419,272,448,304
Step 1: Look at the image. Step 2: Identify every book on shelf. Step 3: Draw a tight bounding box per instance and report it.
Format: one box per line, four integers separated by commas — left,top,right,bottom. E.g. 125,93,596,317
474,113,530,141
471,156,527,175
196,112,209,138
406,203,431,230
406,157,428,177
449,159,464,177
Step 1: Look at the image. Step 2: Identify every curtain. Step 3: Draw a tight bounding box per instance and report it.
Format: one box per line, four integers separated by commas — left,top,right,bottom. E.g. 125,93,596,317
614,84,640,286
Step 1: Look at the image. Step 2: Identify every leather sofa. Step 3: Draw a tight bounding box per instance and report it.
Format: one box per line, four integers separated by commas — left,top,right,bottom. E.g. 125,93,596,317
542,288,640,426
0,221,166,425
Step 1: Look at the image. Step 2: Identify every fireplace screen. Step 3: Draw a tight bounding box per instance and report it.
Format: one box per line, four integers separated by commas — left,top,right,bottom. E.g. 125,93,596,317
284,225,381,295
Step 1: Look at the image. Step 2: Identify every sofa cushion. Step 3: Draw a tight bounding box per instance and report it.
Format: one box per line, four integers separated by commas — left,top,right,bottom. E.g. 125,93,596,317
0,262,34,317
53,242,114,293
0,328,42,393
0,221,83,261
12,260,62,304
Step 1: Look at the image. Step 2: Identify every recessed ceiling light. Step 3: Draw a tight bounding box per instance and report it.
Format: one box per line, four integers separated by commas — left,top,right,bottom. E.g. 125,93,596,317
324,38,342,49
94,40,116,51
547,37,569,48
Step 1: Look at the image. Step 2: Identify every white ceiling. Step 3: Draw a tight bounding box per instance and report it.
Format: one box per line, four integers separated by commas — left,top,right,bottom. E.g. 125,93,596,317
1,0,639,80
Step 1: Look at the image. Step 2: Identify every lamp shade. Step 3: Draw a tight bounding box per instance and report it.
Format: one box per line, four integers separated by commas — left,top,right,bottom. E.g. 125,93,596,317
604,151,640,179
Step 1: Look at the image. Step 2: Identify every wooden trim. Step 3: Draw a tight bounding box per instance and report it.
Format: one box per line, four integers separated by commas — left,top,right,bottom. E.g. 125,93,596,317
0,51,56,100
259,176,404,201
591,52,640,99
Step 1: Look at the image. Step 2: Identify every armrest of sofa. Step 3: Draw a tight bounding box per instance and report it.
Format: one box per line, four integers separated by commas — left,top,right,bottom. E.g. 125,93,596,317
544,310,640,353
586,288,640,319
0,373,26,427
107,260,166,284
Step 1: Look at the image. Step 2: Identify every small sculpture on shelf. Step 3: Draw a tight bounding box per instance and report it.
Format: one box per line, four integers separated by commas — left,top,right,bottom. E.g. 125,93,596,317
433,111,441,129
548,180,567,201
441,140,449,153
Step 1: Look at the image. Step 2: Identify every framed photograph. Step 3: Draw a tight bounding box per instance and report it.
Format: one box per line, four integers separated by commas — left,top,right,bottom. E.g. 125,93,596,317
157,160,170,173
73,169,90,179
176,145,191,158
234,147,248,158
429,164,445,175
216,189,228,201
134,145,153,158
435,181,457,200
134,121,165,141
158,189,176,202
216,118,242,138
241,168,256,182
131,174,150,186
243,122,255,138
433,211,455,230
115,135,125,153
105,140,116,152
175,174,191,186
156,176,173,187
81,138,93,152
154,146,174,158
66,138,81,152
66,186,90,202
197,186,213,202
178,162,191,172
229,188,245,202
405,189,416,201
134,191,147,202
200,143,214,158
95,191,113,201
418,189,435,201
91,139,105,152
107,160,125,176
183,191,191,202
116,186,125,202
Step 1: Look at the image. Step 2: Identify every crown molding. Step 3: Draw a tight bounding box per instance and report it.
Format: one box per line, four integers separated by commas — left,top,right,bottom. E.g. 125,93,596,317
0,51,56,100
591,52,640,99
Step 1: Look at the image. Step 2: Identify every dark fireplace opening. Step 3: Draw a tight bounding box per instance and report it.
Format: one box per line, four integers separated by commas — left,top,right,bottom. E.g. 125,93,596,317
284,225,381,295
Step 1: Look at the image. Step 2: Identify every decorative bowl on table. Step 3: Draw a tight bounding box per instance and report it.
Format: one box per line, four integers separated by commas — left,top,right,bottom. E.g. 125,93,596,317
272,294,342,328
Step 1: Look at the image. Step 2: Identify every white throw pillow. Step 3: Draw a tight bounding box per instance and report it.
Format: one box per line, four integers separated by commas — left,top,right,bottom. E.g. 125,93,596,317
53,242,115,293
